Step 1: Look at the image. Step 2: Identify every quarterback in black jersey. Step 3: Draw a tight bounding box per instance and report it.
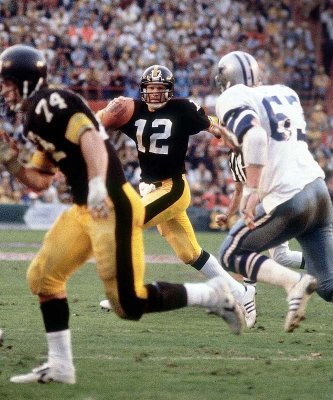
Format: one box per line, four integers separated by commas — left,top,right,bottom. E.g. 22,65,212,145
0,46,244,384
98,65,256,328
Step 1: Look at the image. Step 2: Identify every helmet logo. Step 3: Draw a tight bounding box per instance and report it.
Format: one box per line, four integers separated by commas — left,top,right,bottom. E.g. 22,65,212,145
140,64,174,108
151,66,162,81
36,60,46,68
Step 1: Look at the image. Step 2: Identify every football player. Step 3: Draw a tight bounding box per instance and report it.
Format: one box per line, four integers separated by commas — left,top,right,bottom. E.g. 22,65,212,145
216,147,306,288
0,45,245,384
97,64,256,328
214,50,333,332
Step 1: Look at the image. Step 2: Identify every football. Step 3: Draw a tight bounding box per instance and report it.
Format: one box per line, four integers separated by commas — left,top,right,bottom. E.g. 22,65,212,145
100,96,135,129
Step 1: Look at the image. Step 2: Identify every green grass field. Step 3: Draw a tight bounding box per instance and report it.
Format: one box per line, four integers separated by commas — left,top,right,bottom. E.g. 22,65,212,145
0,228,332,400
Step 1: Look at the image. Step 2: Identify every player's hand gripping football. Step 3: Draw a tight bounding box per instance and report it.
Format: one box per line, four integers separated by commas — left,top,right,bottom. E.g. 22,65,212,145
87,176,113,219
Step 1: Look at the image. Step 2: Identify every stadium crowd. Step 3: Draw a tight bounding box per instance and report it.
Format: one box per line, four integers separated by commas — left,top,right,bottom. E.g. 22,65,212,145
1,0,333,213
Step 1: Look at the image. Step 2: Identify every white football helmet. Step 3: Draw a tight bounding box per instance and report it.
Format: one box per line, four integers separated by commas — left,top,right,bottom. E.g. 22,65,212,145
215,51,261,94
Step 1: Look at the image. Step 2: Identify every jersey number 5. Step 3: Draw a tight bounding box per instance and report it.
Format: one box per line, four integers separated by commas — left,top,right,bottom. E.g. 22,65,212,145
135,119,172,154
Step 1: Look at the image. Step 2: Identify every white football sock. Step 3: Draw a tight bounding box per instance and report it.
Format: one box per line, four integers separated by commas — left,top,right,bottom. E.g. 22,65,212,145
256,259,301,292
184,282,219,307
47,329,74,369
200,254,245,299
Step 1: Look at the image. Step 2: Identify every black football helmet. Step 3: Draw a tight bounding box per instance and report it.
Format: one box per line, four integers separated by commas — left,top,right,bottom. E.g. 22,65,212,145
0,44,47,103
140,65,174,109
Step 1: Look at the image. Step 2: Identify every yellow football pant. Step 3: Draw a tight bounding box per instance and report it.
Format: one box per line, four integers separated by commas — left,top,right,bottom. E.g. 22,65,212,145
27,182,147,319
142,175,202,264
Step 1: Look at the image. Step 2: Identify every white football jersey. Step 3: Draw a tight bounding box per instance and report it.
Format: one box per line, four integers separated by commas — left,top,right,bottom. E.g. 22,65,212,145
216,84,324,213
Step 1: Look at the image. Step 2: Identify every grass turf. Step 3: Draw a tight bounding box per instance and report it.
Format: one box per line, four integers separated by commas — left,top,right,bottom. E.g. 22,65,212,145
0,228,332,400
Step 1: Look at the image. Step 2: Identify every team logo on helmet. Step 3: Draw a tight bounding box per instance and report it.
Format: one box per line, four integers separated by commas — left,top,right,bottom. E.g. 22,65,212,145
140,65,175,109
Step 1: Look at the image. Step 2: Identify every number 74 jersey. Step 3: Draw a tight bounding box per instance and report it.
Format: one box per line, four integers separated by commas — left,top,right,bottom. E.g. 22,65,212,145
216,83,324,213
23,88,126,205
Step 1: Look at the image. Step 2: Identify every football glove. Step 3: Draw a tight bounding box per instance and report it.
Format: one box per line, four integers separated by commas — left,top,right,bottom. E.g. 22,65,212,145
138,182,157,197
87,176,113,219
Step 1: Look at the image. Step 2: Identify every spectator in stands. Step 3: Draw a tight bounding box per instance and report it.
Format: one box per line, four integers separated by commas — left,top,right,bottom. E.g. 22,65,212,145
187,161,213,191
0,0,330,212
321,2,333,75
313,66,331,101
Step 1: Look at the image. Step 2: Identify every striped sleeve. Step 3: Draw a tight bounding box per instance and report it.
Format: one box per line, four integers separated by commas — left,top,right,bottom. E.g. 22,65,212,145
228,150,246,182
223,106,257,143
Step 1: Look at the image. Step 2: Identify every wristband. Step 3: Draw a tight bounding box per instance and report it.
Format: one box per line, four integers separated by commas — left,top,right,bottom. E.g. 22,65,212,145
88,176,106,192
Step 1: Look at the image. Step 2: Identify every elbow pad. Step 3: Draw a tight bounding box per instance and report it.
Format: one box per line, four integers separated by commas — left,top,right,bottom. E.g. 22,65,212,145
242,126,268,166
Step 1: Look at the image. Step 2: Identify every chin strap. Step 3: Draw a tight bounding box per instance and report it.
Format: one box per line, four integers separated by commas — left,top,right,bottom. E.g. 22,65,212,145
22,80,29,99
11,78,45,112
24,77,45,100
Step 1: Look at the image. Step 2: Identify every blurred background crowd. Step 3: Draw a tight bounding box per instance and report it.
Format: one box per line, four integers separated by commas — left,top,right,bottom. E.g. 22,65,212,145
1,0,333,216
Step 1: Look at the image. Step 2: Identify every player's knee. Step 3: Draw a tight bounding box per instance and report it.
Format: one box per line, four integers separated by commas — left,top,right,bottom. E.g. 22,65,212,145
219,241,235,272
167,239,199,264
27,254,66,295
114,300,144,321
27,256,46,295
181,249,200,265
316,283,333,302
105,283,146,321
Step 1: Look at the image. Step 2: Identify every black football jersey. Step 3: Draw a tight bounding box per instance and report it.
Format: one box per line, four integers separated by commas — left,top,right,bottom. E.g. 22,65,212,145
24,88,126,204
120,98,211,182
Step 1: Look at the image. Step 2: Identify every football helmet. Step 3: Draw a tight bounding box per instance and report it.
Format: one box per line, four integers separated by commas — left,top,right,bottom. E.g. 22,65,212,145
140,65,174,109
215,51,261,94
0,44,47,109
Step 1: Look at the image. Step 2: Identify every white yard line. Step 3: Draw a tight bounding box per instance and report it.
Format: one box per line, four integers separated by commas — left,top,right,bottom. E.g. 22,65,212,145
0,251,180,264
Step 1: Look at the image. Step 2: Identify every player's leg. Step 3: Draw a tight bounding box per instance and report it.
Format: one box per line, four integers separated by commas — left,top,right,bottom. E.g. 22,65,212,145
93,182,147,319
97,183,244,333
142,175,245,294
157,213,256,328
269,241,305,269
244,240,305,292
295,179,333,302
298,228,333,302
141,175,255,326
220,194,318,332
99,176,189,311
142,175,191,229
11,205,93,384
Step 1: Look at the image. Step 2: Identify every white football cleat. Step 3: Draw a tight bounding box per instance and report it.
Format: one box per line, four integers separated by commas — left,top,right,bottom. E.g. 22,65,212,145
10,362,76,384
0,328,4,346
100,299,112,311
284,274,317,332
206,277,245,335
240,285,256,328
